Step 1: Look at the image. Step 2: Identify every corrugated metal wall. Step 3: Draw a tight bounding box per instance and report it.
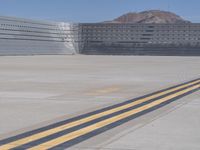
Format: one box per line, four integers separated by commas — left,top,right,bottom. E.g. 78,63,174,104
0,16,77,55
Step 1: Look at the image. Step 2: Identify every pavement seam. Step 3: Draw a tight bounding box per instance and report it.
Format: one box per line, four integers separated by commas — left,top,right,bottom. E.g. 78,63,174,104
92,91,200,149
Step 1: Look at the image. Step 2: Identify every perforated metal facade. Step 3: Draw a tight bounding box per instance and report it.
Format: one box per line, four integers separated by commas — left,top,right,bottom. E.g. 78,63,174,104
79,23,200,55
0,15,200,56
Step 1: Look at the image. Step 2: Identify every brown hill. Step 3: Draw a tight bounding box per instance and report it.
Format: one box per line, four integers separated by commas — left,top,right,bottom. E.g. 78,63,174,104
105,10,190,24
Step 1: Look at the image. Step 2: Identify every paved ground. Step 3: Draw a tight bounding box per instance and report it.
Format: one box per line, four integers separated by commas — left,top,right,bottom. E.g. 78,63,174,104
0,55,199,149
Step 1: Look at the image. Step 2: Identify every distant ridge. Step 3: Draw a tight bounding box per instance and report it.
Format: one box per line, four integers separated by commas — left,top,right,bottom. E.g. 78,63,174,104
104,10,190,24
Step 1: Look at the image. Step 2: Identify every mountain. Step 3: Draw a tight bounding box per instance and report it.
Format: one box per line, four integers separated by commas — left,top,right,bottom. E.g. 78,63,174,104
105,10,190,24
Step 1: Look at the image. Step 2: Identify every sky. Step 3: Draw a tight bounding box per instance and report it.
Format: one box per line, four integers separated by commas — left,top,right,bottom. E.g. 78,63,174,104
0,0,199,23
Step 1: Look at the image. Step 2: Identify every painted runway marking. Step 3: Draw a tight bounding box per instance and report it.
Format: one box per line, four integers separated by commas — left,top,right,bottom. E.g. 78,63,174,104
0,78,199,150
87,85,121,96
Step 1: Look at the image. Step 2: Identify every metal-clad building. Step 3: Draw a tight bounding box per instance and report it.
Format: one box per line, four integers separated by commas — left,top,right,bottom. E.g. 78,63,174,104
79,23,200,56
0,16,78,55
0,15,200,56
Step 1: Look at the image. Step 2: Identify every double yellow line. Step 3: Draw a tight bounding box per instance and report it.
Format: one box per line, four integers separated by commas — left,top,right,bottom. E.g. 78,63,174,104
0,79,199,150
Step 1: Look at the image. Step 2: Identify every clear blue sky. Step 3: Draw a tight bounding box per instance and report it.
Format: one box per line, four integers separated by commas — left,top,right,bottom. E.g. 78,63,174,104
0,0,199,23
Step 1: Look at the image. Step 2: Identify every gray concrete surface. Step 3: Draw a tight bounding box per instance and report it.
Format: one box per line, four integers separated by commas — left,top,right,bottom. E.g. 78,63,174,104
72,91,200,150
0,55,199,150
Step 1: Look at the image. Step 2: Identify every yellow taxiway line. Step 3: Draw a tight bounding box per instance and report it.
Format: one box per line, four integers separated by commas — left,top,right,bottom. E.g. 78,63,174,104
29,84,200,150
0,79,199,150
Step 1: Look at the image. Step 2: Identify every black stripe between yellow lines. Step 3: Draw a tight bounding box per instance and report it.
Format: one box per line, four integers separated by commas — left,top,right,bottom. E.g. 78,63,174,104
0,78,199,150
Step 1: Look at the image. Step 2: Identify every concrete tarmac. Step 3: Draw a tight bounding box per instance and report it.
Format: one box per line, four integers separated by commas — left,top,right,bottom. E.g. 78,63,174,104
0,55,199,149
